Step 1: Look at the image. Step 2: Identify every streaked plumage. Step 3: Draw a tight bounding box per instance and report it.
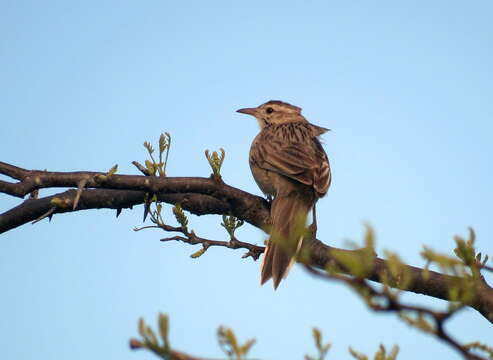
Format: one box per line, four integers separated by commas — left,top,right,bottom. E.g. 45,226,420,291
237,100,331,288
250,121,330,197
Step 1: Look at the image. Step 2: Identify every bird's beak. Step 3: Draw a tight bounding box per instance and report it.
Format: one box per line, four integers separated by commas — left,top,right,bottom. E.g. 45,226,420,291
236,107,257,116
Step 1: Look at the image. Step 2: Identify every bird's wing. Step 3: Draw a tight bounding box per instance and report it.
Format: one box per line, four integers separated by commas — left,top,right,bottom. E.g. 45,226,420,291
250,135,330,196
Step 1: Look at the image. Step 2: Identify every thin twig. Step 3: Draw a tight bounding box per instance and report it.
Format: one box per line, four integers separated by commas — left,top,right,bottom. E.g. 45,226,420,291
156,220,264,260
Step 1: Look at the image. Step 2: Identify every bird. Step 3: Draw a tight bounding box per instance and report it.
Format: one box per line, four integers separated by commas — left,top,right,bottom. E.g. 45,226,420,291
237,100,331,289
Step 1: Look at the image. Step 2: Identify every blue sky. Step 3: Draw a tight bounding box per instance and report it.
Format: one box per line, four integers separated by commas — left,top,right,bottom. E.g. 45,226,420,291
1,1,492,359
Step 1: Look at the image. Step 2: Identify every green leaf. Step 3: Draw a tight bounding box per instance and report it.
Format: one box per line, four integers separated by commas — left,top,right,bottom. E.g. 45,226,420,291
172,204,189,228
217,326,255,360
363,224,375,251
190,247,206,258
421,246,463,270
240,339,256,356
348,347,368,360
398,313,435,335
159,133,167,154
144,141,154,154
158,313,170,351
138,318,146,338
330,249,366,278
306,328,331,360
205,148,226,180
145,325,158,346
387,345,400,360
313,328,322,350
383,251,412,290
107,164,118,176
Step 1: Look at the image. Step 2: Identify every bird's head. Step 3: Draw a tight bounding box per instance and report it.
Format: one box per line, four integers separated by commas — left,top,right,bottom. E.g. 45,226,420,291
237,100,305,128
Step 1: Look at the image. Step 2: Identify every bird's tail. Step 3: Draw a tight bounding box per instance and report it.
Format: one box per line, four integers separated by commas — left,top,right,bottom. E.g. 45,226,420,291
260,193,312,289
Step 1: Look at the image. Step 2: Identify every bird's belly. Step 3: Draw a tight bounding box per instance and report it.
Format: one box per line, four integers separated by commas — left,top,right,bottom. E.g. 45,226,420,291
250,165,276,196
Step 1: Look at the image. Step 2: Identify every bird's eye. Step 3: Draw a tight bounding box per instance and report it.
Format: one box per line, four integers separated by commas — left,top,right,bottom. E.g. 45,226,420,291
266,107,274,114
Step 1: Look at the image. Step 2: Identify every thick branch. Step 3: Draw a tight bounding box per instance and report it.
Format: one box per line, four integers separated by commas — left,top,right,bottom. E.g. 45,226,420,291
0,189,238,233
304,265,487,360
0,162,269,227
309,240,493,324
1,162,492,324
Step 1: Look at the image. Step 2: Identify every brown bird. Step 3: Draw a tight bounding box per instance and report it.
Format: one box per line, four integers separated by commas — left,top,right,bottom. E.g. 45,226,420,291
237,100,331,289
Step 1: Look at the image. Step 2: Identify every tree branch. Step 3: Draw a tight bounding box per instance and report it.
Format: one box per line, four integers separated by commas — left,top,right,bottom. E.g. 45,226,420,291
1,161,492,324
304,265,489,360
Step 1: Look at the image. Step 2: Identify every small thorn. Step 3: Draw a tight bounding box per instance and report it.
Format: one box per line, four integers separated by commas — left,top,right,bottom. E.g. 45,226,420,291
143,196,152,222
116,208,122,217
32,207,56,224
73,178,88,210
132,161,151,176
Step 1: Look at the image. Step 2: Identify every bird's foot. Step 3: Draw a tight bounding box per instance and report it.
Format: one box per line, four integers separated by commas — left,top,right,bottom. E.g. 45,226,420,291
307,222,318,241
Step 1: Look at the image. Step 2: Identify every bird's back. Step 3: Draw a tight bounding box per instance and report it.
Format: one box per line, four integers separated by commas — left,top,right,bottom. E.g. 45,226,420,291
249,122,331,198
